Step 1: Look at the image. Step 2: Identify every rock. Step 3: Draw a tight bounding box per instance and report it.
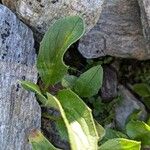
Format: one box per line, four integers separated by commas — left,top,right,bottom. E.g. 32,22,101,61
115,85,147,130
101,66,118,102
79,0,150,60
2,0,104,37
138,0,150,51
0,5,41,150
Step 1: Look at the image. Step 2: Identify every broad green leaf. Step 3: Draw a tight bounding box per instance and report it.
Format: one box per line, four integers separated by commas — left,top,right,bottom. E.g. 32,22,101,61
37,16,85,87
73,65,103,97
147,117,150,126
57,89,99,150
55,119,69,141
46,92,77,150
29,130,60,150
94,120,105,141
133,83,150,97
101,128,128,144
126,109,142,124
21,81,47,104
99,138,141,150
126,120,150,147
61,75,77,89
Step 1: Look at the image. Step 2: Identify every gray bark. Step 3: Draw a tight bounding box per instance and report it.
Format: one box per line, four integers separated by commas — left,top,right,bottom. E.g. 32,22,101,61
0,4,41,150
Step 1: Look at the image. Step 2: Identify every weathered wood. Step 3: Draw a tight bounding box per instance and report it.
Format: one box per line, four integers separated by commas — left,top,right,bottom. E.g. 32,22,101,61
0,4,41,150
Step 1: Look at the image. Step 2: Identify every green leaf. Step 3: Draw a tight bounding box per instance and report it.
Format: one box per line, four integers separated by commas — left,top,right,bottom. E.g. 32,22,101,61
126,120,150,147
57,89,99,150
29,130,60,150
61,75,77,89
46,92,76,150
142,97,150,109
73,65,103,98
46,91,99,150
94,120,105,141
55,119,69,141
37,16,85,87
126,109,142,124
147,117,150,126
101,128,128,144
99,138,141,150
20,81,47,104
133,83,150,97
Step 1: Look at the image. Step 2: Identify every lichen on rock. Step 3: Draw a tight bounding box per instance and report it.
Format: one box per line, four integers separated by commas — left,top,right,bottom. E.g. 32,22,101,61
2,0,105,36
0,4,41,150
78,0,150,60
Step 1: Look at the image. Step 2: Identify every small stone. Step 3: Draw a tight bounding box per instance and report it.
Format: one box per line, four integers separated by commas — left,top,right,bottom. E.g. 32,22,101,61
79,0,150,60
0,5,41,150
2,0,105,37
115,85,147,130
101,66,118,102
